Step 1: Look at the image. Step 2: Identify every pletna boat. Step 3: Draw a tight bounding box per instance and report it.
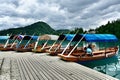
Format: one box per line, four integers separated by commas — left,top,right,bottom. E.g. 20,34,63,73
46,34,76,55
58,34,119,62
32,34,59,53
15,35,38,52
0,35,18,51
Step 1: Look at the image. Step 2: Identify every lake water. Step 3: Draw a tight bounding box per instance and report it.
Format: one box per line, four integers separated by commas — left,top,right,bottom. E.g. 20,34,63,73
77,42,120,79
0,39,120,79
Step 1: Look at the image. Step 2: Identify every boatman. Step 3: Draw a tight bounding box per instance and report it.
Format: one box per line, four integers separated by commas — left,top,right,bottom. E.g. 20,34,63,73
86,44,93,56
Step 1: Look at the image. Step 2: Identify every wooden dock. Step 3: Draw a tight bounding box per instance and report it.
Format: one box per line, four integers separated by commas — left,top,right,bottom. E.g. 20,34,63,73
0,51,118,80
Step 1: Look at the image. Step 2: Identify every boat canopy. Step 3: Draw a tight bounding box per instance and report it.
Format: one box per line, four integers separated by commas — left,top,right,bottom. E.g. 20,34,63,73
40,34,59,40
79,34,118,42
17,35,24,40
58,34,74,41
58,34,118,42
23,35,38,40
32,36,39,40
0,36,9,40
17,35,38,40
9,35,19,39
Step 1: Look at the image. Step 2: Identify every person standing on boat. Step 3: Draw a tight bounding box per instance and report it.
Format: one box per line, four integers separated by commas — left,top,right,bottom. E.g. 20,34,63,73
86,44,93,56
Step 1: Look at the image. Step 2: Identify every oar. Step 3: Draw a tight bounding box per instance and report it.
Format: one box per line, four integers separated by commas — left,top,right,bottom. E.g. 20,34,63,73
33,34,41,50
67,32,88,57
48,32,63,51
4,33,12,48
16,34,25,48
10,33,22,48
24,33,35,49
61,30,79,55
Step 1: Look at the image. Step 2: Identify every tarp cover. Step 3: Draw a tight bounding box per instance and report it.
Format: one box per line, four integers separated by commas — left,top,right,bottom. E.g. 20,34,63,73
80,34,118,42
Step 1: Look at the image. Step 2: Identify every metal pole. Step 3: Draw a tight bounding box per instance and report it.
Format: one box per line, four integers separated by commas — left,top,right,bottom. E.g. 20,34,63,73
16,34,26,48
61,30,79,55
67,33,87,57
53,32,71,52
41,39,49,49
48,32,63,51
4,34,12,48
24,33,35,49
10,33,21,48
34,35,40,50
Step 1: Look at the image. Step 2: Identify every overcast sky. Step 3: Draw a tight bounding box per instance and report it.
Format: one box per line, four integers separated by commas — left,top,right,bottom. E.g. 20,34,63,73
0,0,120,30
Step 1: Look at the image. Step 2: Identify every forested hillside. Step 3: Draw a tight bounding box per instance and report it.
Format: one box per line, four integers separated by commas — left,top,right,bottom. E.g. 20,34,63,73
0,19,120,39
0,21,56,35
95,19,120,39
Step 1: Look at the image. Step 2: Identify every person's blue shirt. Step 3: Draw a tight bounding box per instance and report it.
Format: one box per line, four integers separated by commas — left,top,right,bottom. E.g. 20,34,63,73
86,48,92,54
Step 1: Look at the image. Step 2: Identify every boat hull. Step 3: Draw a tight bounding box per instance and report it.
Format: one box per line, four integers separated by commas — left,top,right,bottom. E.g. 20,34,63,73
58,46,118,62
0,47,14,51
46,49,63,56
14,48,32,52
32,49,46,53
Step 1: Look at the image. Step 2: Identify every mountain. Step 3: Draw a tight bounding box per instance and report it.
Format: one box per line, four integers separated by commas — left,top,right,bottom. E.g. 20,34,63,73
95,19,120,39
0,21,57,35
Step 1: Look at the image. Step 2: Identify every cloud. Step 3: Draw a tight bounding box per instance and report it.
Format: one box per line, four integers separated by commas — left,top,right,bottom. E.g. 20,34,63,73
0,0,120,30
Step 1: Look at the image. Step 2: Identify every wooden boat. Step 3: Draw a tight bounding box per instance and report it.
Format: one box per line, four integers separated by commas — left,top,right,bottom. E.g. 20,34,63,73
46,46,76,56
32,46,50,53
0,35,21,51
46,48,63,56
46,43,61,55
0,47,14,51
15,35,38,52
0,44,16,51
15,43,35,52
46,34,75,56
58,46,119,62
32,34,59,53
14,48,32,52
58,34,119,62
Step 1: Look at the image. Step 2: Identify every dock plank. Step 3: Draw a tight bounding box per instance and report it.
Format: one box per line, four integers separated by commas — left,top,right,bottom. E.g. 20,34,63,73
17,58,30,80
33,55,100,80
0,58,10,80
0,52,118,80
21,57,42,80
10,57,21,80
0,58,4,72
29,56,68,80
